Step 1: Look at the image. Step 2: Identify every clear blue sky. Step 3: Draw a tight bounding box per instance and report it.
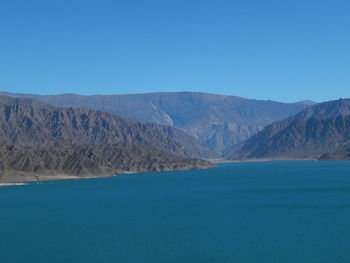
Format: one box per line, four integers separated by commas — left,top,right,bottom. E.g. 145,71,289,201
1,0,349,102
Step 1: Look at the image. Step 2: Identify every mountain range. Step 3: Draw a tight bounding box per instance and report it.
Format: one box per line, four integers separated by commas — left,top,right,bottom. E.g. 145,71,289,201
0,95,213,182
0,91,348,183
0,96,215,158
0,91,311,155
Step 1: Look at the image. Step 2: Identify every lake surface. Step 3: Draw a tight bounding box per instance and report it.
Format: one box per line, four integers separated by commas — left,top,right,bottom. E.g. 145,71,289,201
1,161,350,263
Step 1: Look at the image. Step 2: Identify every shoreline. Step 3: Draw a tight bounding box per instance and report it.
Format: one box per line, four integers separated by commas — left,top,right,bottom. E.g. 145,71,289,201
0,159,323,187
0,165,214,187
0,182,29,187
0,174,117,187
212,158,315,164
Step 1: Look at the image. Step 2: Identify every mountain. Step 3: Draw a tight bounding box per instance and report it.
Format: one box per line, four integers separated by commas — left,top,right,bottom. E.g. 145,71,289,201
225,99,350,160
0,140,212,183
0,95,216,159
0,95,214,182
0,92,310,155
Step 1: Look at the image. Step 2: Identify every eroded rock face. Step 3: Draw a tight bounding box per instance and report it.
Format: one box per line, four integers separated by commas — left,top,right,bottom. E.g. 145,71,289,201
225,99,350,160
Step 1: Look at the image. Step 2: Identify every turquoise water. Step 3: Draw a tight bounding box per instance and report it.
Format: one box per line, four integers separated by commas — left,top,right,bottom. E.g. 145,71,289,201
1,161,350,263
